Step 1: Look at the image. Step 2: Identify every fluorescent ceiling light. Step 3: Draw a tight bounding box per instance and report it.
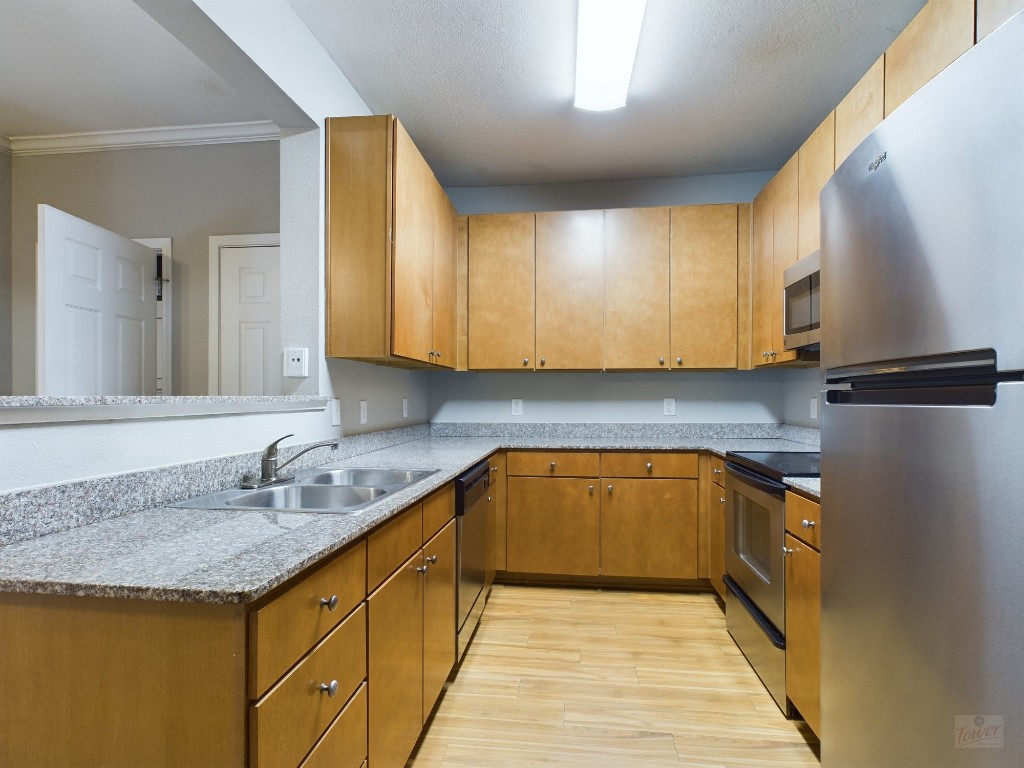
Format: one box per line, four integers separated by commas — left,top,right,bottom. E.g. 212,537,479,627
574,0,648,111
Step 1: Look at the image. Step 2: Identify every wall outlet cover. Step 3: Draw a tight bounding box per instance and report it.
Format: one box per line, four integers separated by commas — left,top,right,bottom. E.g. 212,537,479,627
511,399,524,417
402,398,408,418
810,396,819,420
283,347,309,378
359,400,368,425
330,398,341,427
663,397,676,416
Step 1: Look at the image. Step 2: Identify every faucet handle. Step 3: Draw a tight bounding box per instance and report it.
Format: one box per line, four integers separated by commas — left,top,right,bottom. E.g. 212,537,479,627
263,434,295,460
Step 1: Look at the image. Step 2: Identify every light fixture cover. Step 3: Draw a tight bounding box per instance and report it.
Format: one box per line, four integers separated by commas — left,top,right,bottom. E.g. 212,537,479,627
574,0,648,111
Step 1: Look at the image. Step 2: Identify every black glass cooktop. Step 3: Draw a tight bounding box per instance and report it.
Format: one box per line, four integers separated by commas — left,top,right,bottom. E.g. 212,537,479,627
726,451,821,482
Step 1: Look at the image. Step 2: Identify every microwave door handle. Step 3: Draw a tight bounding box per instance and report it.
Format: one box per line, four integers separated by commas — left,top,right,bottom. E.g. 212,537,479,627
724,462,789,496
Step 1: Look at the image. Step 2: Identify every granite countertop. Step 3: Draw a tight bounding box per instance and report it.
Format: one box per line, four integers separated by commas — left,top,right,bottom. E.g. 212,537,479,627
0,436,819,604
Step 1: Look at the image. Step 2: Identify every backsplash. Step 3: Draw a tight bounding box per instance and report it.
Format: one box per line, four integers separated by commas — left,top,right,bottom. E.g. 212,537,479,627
0,424,429,547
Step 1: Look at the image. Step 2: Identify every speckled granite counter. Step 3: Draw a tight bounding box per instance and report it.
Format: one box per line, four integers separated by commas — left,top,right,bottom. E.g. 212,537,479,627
0,434,819,604
786,477,821,499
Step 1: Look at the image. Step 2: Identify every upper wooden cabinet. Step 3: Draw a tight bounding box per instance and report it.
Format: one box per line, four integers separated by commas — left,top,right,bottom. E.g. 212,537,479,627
797,112,835,261
884,0,974,117
976,0,1024,40
325,115,455,368
605,207,671,369
535,210,605,369
467,213,536,369
670,204,739,369
834,56,884,169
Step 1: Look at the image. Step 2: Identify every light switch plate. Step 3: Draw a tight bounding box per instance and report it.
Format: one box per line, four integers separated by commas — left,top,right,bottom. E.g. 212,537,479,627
402,398,408,418
511,399,523,417
283,347,309,378
810,396,819,420
663,397,676,416
359,400,368,425
330,398,341,427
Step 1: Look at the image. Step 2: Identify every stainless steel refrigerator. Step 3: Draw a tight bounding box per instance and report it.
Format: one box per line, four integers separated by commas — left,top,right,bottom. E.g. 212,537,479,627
819,12,1024,767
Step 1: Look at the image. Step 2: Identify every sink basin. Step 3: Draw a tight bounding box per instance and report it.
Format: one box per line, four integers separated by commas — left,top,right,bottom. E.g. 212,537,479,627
223,484,388,513
300,468,437,488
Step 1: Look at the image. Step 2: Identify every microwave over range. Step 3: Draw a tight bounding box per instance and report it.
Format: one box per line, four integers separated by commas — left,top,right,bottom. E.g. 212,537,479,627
783,250,820,351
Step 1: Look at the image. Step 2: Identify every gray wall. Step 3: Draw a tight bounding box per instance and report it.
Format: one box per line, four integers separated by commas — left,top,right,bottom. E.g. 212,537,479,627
781,367,824,428
0,151,11,395
328,358,430,435
9,140,280,396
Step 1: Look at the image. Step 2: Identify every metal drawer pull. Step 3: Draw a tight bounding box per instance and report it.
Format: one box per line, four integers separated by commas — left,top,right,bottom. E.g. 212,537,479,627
782,546,793,556
802,519,817,529
426,555,438,564
607,485,614,494
320,595,339,611
712,468,722,476
646,462,653,471
320,680,339,697
416,565,429,574
550,461,556,470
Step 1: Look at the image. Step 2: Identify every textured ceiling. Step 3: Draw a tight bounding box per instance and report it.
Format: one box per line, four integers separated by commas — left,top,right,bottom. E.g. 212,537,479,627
289,0,926,186
0,0,266,138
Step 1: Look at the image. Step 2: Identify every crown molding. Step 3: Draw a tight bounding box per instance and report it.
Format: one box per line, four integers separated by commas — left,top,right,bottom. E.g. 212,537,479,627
0,135,11,155
9,121,279,156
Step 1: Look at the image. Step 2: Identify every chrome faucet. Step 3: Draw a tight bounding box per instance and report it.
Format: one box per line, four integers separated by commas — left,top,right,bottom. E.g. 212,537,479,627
241,434,339,488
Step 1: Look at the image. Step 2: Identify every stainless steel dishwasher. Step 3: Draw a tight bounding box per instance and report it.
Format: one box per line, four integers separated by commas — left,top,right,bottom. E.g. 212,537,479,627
455,459,490,660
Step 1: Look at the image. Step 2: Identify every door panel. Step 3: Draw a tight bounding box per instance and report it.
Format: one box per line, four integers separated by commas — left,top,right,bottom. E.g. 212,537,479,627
423,520,456,720
218,246,281,396
506,477,600,575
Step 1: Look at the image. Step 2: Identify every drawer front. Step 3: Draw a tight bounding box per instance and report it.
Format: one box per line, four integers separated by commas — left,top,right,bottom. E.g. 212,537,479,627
298,683,367,768
367,503,423,591
600,451,698,479
251,603,367,768
422,483,455,543
250,542,366,698
506,451,599,477
786,491,822,550
709,454,726,487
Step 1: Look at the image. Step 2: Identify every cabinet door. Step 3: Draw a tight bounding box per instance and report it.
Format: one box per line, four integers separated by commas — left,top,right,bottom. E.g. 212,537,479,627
797,112,835,261
770,155,799,364
489,452,507,571
835,56,884,169
884,0,974,117
391,120,435,365
976,0,1024,40
604,207,670,369
506,477,600,575
600,478,698,579
422,520,456,721
467,214,536,369
751,180,775,364
785,532,821,738
367,551,424,768
670,204,738,369
708,483,726,599
431,186,457,368
535,210,604,369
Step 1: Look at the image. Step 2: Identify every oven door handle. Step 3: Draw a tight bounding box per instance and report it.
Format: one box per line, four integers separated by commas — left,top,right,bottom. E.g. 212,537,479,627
725,462,789,496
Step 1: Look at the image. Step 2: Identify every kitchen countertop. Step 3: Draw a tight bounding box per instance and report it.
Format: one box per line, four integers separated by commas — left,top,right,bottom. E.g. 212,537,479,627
0,436,819,604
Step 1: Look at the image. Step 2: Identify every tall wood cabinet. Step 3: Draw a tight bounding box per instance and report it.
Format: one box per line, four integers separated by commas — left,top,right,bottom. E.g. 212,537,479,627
834,56,884,169
797,112,835,261
326,115,456,368
785,491,823,738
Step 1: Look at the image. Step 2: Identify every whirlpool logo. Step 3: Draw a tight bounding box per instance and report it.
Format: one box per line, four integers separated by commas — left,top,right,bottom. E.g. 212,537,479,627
954,715,1004,748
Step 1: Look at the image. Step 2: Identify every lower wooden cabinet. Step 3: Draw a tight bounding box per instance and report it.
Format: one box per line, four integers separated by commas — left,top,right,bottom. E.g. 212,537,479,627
706,454,727,599
422,520,457,722
785,491,823,738
298,684,368,768
506,476,601,575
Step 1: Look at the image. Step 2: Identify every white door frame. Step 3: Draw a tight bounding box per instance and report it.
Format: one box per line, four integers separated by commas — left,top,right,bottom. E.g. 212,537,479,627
208,233,281,394
134,237,173,395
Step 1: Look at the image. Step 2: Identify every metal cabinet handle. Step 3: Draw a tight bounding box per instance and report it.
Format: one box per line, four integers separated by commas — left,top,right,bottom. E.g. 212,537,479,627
550,461,556,470
588,485,594,494
658,357,665,365
719,497,726,504
523,358,529,366
676,356,683,365
802,519,817,529
416,565,429,574
487,496,492,502
320,680,339,697
607,485,614,494
426,555,438,565
490,466,498,473
540,358,546,366
646,462,653,471
782,546,793,556
320,595,339,611
712,468,722,476
435,351,442,359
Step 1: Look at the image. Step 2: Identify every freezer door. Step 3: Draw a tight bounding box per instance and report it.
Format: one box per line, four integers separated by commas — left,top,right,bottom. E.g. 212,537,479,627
820,382,1024,767
820,13,1024,375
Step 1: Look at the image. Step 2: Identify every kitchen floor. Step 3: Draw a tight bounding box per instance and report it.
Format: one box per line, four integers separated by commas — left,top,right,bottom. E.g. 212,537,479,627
408,585,820,767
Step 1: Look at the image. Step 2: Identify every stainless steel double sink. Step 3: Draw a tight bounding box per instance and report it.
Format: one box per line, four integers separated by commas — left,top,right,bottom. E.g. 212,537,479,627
171,468,438,514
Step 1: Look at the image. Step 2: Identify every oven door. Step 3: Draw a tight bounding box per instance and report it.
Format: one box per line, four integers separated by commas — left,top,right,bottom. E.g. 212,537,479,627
725,462,787,633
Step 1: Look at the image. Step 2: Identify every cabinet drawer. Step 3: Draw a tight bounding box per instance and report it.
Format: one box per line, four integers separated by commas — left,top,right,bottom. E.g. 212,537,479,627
506,451,599,477
422,483,455,542
251,603,367,768
298,683,367,768
709,454,726,487
249,542,366,698
367,503,423,591
786,491,822,550
600,452,698,479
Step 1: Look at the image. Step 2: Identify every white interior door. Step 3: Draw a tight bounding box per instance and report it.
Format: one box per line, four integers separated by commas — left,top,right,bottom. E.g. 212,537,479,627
218,245,281,396
36,204,157,396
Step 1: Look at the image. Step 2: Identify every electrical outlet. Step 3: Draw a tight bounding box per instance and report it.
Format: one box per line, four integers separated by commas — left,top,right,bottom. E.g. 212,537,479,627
283,347,309,378
359,400,368,425
810,396,819,420
330,398,341,427
402,398,408,418
511,399,523,417
663,397,676,416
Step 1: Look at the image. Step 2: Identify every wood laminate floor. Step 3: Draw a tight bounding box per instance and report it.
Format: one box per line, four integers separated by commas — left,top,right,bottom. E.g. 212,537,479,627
408,585,820,768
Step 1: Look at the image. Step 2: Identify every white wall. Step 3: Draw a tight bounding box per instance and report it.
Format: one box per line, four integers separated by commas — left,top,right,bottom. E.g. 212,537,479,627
0,150,11,395
781,367,824,428
429,369,783,423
